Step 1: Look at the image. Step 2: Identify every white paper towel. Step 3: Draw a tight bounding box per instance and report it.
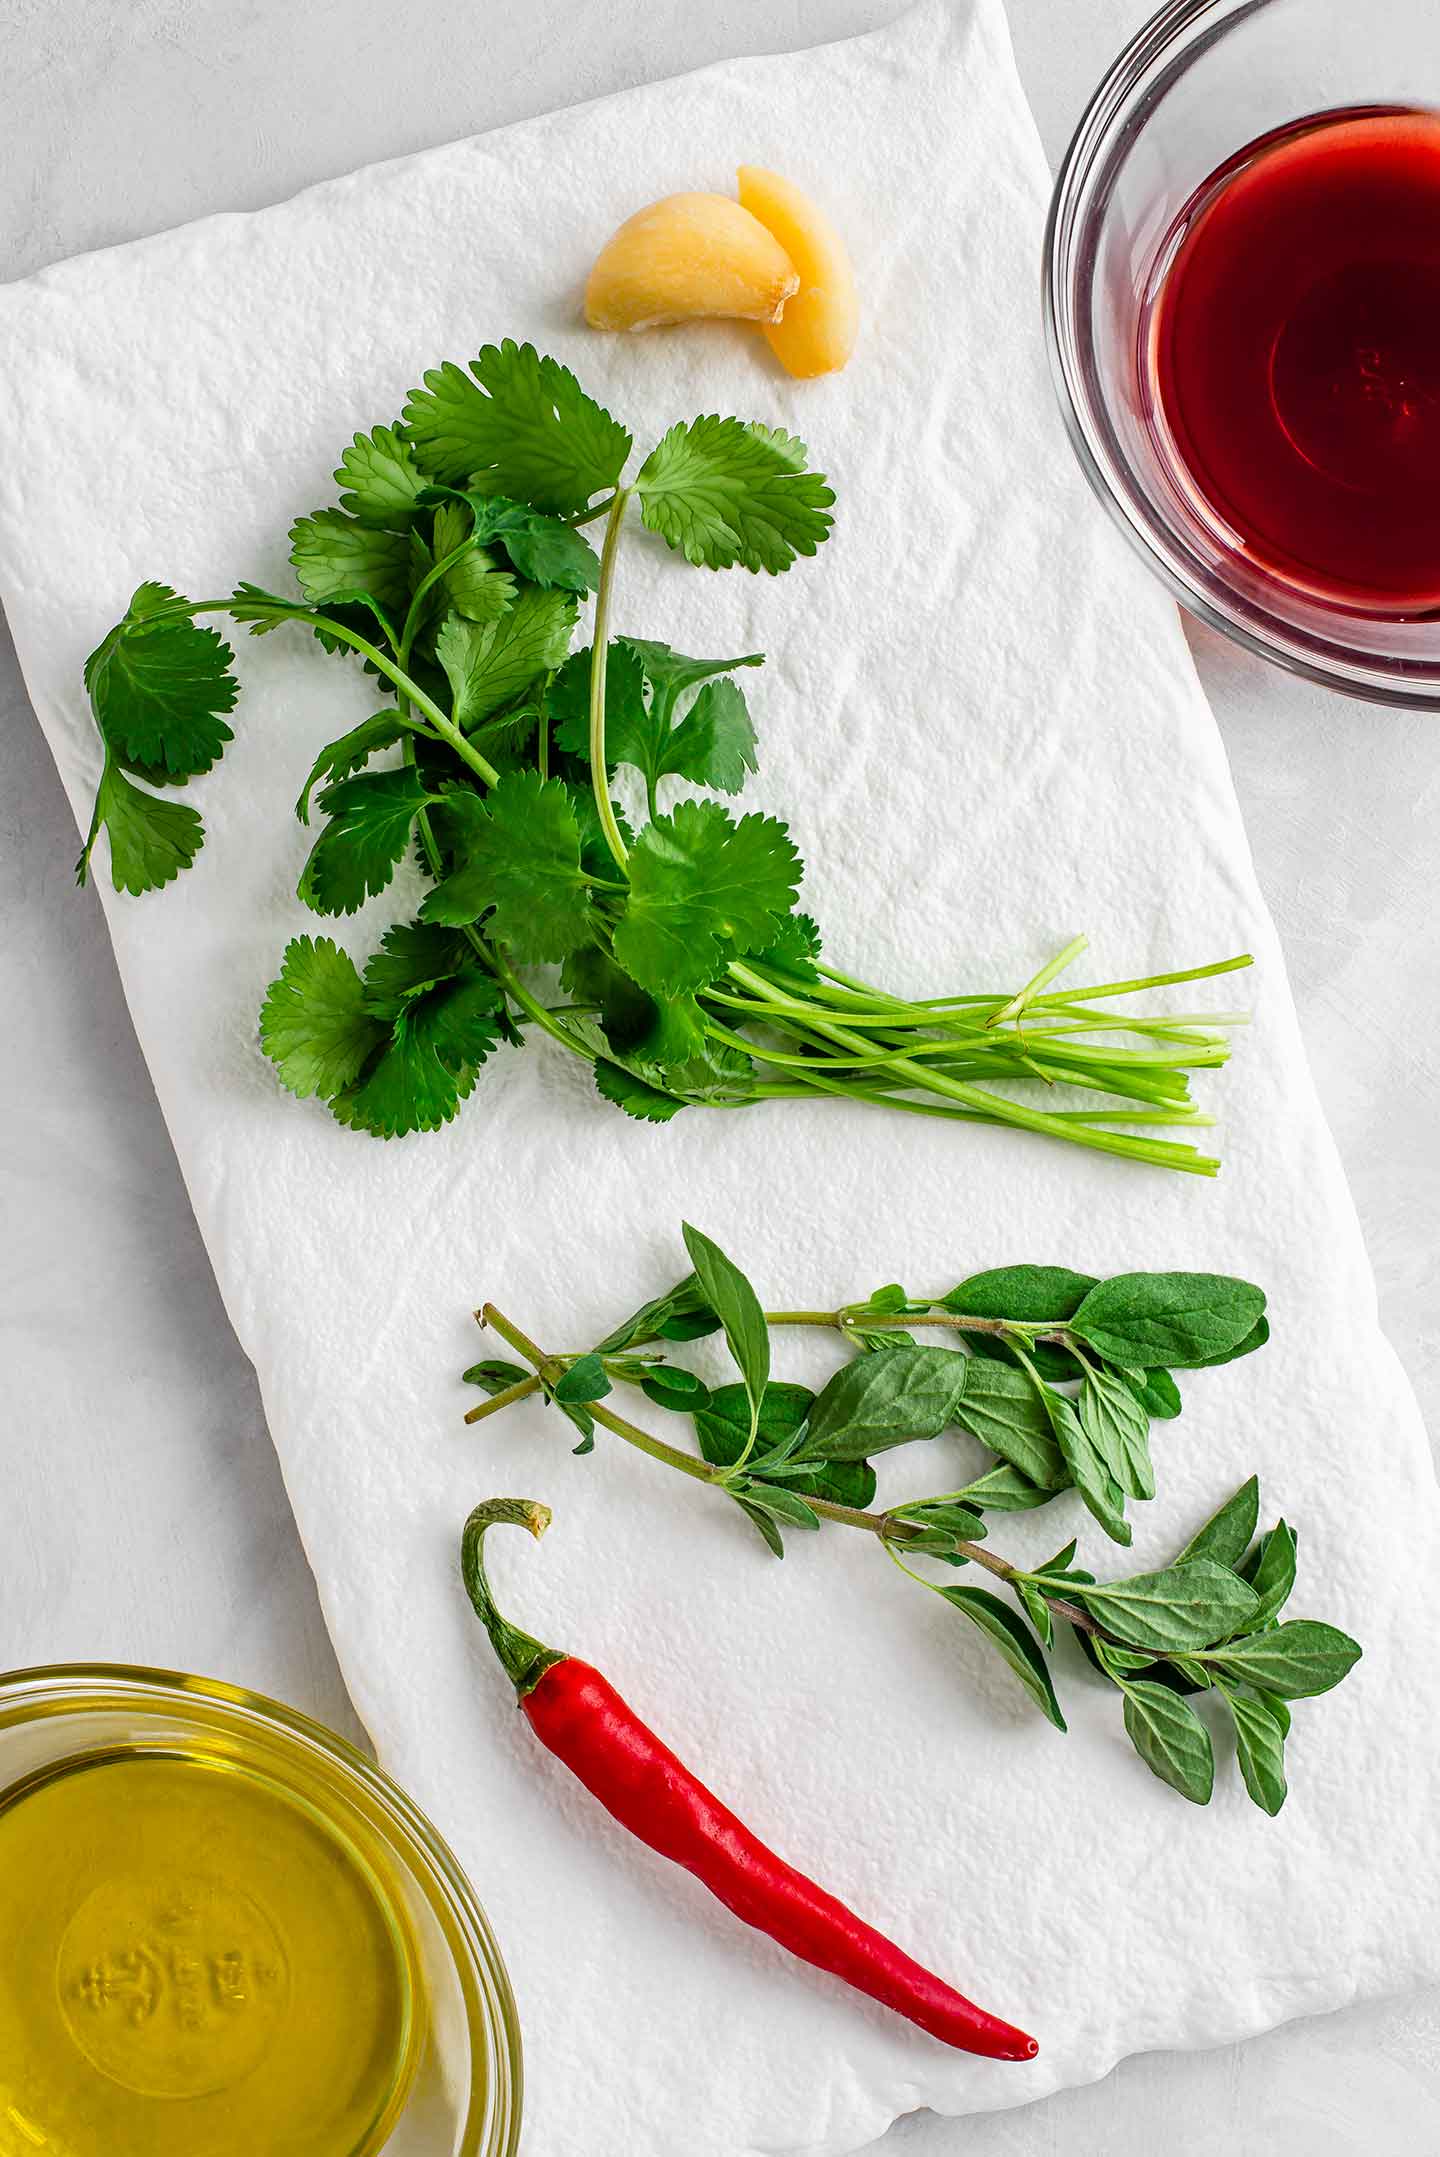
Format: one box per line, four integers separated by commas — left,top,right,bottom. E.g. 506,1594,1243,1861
1,2,1437,2150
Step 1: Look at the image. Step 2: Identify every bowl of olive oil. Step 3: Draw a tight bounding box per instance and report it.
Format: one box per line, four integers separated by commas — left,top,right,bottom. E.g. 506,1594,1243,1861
0,1665,521,2157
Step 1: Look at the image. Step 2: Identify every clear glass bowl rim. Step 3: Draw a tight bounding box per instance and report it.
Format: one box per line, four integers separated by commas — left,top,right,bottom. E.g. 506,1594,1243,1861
1042,0,1440,709
0,1659,523,2157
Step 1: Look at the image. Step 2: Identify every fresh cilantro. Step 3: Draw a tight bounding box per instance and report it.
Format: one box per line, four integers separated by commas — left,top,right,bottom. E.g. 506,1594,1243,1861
422,770,591,962
753,910,823,980
422,489,600,594
559,942,655,1048
561,775,636,879
622,638,765,699
562,948,739,1096
259,935,386,1098
295,713,409,823
636,418,834,572
298,767,440,915
289,510,415,625
79,339,1248,1168
402,340,632,513
434,590,576,730
428,503,519,624
330,970,508,1137
76,763,206,894
594,1059,686,1122
335,425,427,528
612,801,801,995
548,640,646,762
663,678,758,794
360,919,473,1019
84,583,237,781
551,641,757,802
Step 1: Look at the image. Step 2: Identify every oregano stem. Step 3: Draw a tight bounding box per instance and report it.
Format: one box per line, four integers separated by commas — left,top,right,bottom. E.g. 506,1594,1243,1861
464,1374,543,1424
764,1309,1068,1342
588,487,634,871
472,1300,1103,1643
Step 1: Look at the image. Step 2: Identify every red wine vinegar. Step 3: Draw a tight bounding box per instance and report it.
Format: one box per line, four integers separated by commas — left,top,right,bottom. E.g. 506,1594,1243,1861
1146,107,1440,613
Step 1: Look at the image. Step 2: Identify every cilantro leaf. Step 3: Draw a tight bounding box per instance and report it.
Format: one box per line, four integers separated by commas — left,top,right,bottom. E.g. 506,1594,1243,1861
428,504,518,625
83,584,238,781
561,946,721,1078
623,639,765,700
402,341,632,513
330,970,508,1137
611,801,802,995
636,417,834,572
421,770,591,961
76,763,205,894
663,677,758,794
561,776,637,879
295,713,409,823
335,425,427,528
421,488,600,594
550,641,756,798
548,640,647,763
360,919,473,1019
289,509,414,624
574,992,753,1106
449,561,518,626
560,941,656,1048
297,767,440,915
259,935,386,1098
594,1059,686,1122
434,591,577,730
753,909,823,981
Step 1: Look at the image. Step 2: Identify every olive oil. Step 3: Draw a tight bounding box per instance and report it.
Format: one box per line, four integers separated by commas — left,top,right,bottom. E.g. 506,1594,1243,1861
0,1745,421,2157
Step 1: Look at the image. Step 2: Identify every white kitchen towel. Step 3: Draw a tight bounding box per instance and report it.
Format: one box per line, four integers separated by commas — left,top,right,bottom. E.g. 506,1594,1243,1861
2,2,1437,2151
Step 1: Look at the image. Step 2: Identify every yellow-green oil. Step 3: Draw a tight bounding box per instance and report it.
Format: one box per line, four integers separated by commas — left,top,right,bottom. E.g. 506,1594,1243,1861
0,1745,422,2157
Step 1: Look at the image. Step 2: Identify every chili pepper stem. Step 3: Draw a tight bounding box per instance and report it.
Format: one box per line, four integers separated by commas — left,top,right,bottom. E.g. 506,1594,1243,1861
471,1306,1105,1639
460,1499,568,1698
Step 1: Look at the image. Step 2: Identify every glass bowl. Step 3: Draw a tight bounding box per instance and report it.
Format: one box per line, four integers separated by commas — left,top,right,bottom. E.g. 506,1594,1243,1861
1044,0,1440,706
0,1663,522,2156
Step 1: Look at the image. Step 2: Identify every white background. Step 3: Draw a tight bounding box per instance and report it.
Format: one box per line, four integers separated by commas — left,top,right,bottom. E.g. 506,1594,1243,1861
1,4,1436,2149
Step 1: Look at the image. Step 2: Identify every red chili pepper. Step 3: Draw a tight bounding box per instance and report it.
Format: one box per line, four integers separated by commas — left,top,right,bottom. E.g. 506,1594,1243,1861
461,1499,1038,2061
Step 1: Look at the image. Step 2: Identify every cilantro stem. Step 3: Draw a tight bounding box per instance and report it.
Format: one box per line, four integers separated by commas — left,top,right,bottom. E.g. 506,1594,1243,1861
723,960,1219,1174
489,950,598,1064
186,598,504,788
568,492,620,530
587,488,634,871
1041,954,1254,1002
400,538,474,650
985,932,1089,1027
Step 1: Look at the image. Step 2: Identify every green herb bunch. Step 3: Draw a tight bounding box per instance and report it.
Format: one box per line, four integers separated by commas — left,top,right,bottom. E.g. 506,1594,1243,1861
77,339,1249,1170
468,1227,1359,1811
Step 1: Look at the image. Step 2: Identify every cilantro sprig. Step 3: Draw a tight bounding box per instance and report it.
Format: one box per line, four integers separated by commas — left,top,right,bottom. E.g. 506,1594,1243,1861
470,1231,1360,1813
75,340,1251,1167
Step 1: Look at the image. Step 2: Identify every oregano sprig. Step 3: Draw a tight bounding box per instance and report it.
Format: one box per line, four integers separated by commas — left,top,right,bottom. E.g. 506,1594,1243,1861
464,1227,1359,1811
75,339,1250,1172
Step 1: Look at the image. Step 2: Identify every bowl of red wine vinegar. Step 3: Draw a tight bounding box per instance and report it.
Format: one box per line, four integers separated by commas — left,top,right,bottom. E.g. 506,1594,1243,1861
1046,0,1440,704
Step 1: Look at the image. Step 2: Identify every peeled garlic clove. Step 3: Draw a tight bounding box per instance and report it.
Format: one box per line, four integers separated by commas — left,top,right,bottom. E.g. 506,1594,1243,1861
738,165,858,378
584,191,799,333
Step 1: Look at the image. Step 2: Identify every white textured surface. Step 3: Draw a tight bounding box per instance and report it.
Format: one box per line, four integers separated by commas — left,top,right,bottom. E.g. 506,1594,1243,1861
0,4,1431,2157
